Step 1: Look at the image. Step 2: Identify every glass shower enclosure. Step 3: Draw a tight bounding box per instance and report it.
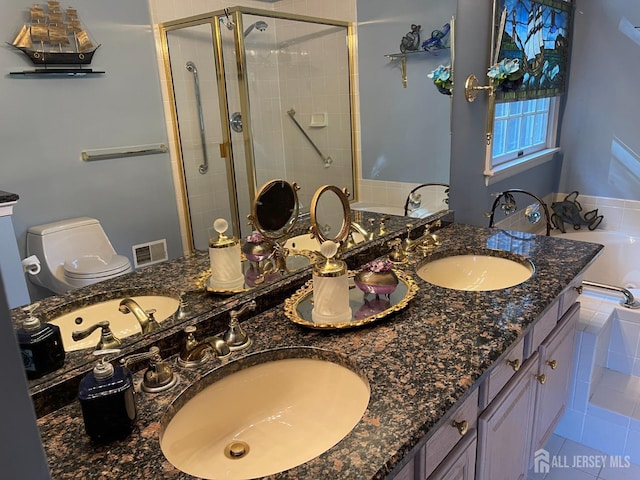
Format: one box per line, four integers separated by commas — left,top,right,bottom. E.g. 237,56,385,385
159,7,357,251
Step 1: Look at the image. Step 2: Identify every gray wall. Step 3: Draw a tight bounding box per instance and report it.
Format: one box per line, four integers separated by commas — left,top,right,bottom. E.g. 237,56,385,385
357,0,453,183
558,0,640,200
1,0,182,301
448,0,561,225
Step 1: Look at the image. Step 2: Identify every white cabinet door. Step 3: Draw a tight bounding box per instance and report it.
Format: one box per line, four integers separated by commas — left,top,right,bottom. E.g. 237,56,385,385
531,303,579,454
428,430,476,480
476,352,539,480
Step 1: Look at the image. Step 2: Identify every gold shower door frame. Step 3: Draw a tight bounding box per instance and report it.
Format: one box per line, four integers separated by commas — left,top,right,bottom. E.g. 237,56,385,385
159,7,358,253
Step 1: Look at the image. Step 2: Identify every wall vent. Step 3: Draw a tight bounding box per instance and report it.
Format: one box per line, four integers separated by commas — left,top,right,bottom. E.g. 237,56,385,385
132,239,168,268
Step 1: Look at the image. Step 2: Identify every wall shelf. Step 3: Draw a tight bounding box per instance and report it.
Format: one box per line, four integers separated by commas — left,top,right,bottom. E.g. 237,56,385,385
10,68,105,77
384,49,449,88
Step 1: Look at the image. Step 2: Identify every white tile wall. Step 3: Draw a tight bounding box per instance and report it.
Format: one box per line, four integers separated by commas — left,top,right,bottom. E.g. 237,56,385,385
556,288,640,465
554,193,640,236
357,179,449,216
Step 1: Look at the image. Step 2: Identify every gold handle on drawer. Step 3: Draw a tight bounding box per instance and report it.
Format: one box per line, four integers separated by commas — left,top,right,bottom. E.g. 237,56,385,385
452,420,468,436
574,285,584,294
546,359,558,370
535,373,547,385
507,358,521,372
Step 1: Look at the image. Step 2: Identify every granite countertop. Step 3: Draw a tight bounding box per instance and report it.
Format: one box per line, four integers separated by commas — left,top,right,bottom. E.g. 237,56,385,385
16,210,447,417
36,223,603,480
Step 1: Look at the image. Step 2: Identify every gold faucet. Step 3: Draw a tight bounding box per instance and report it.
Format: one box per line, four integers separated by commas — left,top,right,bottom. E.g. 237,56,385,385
402,220,443,254
119,298,159,334
178,325,231,367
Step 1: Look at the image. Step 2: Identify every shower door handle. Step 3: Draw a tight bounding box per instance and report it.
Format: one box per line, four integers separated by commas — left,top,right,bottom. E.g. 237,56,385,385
219,143,229,159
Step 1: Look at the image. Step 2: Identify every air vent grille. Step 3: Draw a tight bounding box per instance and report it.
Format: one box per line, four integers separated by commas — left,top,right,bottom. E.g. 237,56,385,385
132,239,168,268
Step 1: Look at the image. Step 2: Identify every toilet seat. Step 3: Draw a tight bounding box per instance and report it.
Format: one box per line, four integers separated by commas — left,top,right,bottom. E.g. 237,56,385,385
64,254,131,280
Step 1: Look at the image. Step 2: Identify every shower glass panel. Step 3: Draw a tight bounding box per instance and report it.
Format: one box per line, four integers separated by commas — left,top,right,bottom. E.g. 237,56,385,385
238,13,354,214
165,22,236,250
161,8,356,250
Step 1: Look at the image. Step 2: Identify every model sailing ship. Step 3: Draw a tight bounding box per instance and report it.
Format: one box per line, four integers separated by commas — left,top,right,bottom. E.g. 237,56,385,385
9,1,99,67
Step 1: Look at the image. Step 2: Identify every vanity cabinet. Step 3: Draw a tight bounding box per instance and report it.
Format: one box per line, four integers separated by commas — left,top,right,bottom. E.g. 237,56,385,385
390,389,478,480
391,294,581,480
530,302,579,455
476,299,579,480
428,430,477,480
475,351,539,480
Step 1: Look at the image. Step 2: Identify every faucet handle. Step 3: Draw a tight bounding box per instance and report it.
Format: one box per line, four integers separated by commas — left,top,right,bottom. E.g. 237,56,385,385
388,238,407,263
121,346,178,393
72,320,122,350
176,292,191,320
379,216,389,235
225,301,257,350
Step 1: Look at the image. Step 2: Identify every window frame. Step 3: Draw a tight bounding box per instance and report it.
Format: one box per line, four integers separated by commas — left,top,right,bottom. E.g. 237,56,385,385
483,96,561,185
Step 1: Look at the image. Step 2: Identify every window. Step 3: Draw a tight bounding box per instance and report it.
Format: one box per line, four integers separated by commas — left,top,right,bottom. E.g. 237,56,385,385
484,96,560,184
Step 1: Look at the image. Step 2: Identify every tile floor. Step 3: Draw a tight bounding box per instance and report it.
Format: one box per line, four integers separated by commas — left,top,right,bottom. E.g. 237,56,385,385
527,434,640,480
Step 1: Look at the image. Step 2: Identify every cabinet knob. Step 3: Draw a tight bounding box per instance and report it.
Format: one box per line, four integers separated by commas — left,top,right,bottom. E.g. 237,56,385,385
574,285,584,294
507,358,521,372
546,359,558,370
452,419,468,436
535,373,547,385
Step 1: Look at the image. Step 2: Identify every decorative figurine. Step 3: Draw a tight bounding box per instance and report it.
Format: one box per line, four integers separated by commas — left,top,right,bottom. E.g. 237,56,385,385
400,24,421,53
354,259,399,297
422,23,450,53
551,191,604,232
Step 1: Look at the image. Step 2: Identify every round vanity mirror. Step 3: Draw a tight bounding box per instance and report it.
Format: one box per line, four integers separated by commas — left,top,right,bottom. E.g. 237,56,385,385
310,185,351,245
248,179,300,240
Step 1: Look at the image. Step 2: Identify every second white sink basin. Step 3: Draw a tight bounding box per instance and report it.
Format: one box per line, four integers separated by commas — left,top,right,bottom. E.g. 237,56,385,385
47,295,179,351
284,232,365,252
160,349,370,479
417,253,534,291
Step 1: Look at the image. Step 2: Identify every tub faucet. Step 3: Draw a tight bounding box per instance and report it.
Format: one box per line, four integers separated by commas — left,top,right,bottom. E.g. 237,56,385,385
119,298,159,334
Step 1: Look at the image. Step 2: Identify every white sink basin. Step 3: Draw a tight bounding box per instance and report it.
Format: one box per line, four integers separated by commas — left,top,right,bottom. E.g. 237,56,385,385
160,351,370,479
47,295,179,352
417,253,534,291
284,231,365,252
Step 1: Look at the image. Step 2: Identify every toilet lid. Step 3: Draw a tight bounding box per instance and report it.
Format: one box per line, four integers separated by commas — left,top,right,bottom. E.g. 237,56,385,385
64,254,131,279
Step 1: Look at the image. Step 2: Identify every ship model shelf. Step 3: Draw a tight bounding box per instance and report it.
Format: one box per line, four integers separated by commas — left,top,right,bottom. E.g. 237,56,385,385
8,1,104,76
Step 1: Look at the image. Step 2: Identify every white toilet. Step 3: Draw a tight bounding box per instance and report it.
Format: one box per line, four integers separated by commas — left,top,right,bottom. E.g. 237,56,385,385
26,217,133,295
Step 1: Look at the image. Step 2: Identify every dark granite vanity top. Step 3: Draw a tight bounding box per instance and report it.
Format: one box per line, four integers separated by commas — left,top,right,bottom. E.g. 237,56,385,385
34,222,603,480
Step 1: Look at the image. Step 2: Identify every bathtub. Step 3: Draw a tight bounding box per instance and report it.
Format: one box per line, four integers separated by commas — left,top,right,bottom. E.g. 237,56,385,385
554,229,640,463
554,230,640,289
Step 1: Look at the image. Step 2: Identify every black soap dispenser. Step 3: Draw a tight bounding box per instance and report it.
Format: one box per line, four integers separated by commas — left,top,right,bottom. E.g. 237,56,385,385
16,302,65,380
78,349,137,443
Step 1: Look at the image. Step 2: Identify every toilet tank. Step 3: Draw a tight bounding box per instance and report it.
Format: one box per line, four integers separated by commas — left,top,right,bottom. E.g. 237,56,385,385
26,217,118,272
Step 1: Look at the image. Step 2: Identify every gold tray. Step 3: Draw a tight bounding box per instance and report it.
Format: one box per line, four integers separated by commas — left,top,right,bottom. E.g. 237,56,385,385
283,269,419,330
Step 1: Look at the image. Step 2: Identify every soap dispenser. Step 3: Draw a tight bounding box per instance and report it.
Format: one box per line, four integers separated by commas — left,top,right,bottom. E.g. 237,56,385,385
312,240,352,324
208,218,244,291
78,349,137,443
16,302,65,380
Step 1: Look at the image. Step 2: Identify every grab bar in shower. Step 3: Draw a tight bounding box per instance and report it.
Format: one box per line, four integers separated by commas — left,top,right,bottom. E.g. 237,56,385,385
580,280,640,309
287,109,333,168
186,61,209,174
